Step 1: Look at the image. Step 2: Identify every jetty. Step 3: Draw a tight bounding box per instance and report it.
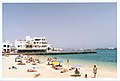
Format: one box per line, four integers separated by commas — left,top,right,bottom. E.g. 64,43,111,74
2,51,97,55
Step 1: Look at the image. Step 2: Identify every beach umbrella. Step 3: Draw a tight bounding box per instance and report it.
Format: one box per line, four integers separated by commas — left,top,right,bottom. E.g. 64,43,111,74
52,62,59,65
73,64,82,68
57,60,63,63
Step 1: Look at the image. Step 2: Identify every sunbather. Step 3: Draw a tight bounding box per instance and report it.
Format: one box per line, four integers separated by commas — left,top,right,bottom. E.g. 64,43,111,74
27,69,37,72
32,61,37,65
34,73,40,78
60,68,68,73
69,67,75,70
18,61,26,65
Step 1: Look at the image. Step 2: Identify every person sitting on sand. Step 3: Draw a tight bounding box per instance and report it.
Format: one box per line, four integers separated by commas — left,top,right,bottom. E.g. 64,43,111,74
75,68,80,75
32,61,37,65
47,61,51,65
93,65,97,78
23,55,27,60
29,56,34,62
27,69,37,72
47,58,50,61
36,59,41,64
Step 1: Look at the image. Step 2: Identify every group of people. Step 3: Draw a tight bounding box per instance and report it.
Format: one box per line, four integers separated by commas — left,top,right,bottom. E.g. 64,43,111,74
47,57,64,70
15,54,98,78
47,57,98,78
74,65,97,78
15,54,41,65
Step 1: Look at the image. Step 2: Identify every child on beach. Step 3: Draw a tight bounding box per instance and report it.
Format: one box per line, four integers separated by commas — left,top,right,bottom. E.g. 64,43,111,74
84,74,87,78
93,65,97,78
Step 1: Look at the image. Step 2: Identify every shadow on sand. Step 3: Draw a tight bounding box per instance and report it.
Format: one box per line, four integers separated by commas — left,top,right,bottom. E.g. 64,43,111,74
70,74,81,77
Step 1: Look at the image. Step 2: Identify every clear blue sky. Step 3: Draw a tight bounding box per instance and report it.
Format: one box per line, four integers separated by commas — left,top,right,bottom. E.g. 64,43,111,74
2,3,117,48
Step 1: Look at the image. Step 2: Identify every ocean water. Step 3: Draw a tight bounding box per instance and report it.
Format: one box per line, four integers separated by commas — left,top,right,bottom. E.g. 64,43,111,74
32,49,117,71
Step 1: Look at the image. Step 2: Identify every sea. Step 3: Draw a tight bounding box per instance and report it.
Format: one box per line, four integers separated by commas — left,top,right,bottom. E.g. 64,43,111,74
32,49,117,71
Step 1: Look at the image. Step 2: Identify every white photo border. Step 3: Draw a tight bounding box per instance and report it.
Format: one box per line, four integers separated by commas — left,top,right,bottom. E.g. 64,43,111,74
0,0,120,81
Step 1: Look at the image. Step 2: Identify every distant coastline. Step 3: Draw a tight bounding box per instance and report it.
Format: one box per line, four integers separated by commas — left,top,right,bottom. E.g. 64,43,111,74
95,48,117,50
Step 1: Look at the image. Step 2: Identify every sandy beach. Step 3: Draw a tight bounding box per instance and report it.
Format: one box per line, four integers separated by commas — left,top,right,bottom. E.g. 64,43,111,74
2,55,117,78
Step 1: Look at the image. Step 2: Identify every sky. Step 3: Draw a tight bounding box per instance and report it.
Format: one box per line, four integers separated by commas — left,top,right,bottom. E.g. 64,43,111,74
2,3,117,49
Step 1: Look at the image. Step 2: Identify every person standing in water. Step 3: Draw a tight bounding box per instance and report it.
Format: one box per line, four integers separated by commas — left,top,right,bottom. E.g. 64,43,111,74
67,59,69,63
93,65,97,78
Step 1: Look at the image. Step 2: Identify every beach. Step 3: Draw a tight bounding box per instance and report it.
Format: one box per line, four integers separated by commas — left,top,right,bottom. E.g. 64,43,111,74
2,53,117,78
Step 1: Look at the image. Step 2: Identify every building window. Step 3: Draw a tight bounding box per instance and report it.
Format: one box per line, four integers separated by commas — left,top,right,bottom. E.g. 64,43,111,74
4,49,6,52
42,42,47,44
26,45,32,48
3,45,6,47
42,45,47,47
42,39,45,41
44,42,47,44
7,49,10,53
7,45,9,48
27,41,30,44
18,45,20,47
30,45,32,48
35,39,41,41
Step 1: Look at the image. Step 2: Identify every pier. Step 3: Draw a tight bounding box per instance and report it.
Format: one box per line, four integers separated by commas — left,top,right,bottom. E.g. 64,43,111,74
2,51,97,55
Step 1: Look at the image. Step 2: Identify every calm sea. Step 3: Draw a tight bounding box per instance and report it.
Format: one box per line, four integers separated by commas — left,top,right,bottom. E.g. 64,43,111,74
33,49,117,70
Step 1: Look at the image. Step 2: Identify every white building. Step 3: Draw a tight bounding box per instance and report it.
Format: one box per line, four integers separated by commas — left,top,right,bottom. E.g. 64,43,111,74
15,36,51,52
2,40,12,53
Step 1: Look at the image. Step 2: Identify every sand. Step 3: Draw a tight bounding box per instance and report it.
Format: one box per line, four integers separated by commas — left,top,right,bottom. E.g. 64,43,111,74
2,55,117,79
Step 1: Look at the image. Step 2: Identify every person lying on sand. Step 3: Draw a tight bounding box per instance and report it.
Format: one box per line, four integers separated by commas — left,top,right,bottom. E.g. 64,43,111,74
34,73,40,78
52,64,56,68
54,67,63,70
27,69,37,72
60,68,68,73
17,61,26,65
32,61,37,65
69,67,75,71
